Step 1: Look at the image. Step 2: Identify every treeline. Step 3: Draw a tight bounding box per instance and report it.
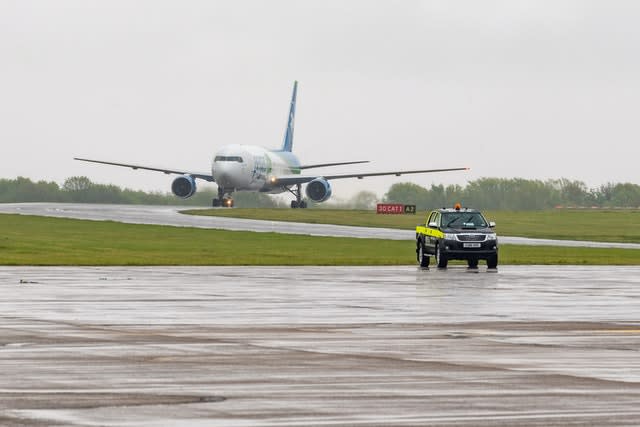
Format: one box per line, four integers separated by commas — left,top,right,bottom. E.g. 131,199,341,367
384,178,640,210
0,176,283,207
2,176,640,210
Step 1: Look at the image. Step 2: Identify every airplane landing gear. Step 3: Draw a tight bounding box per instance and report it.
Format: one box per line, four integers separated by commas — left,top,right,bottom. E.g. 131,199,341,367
212,188,234,208
212,197,234,207
288,184,308,208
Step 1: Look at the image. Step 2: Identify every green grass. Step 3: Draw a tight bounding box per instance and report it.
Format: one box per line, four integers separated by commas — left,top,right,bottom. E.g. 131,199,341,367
0,214,409,266
184,208,640,243
499,245,640,265
1,213,638,266
484,210,640,243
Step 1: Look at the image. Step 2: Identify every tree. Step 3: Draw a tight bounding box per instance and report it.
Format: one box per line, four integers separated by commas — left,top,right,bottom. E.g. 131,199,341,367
553,179,590,207
63,176,93,192
2,175,639,209
610,183,640,207
350,191,378,210
384,183,430,209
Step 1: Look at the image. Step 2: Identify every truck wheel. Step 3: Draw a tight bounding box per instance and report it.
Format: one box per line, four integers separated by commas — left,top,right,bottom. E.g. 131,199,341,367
467,258,479,268
417,241,430,267
487,254,498,269
436,244,448,268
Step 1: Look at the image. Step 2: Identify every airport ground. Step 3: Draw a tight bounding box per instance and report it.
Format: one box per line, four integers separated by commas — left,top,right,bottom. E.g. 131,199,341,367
2,203,640,250
1,265,640,426
0,203,639,426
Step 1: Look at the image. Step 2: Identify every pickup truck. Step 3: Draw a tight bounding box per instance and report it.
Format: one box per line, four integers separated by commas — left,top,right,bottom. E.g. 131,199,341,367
416,205,498,268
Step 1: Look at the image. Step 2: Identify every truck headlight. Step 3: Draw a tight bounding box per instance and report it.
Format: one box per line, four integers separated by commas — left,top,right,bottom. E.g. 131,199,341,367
444,233,457,240
486,233,497,240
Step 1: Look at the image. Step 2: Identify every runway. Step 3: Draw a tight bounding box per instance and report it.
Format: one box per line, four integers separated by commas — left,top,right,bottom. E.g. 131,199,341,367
1,202,639,249
1,265,640,426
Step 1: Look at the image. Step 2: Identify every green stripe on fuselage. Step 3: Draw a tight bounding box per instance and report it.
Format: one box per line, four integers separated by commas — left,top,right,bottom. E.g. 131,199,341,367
271,151,301,175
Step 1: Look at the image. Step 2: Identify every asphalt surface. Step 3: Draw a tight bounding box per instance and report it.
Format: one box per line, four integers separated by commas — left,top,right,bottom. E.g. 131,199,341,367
1,265,640,426
1,202,639,249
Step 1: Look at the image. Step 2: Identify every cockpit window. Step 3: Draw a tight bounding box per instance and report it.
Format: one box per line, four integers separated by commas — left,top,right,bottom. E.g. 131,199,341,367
214,156,243,163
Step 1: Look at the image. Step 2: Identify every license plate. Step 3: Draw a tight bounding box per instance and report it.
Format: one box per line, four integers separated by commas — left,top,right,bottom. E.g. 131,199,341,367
463,243,481,248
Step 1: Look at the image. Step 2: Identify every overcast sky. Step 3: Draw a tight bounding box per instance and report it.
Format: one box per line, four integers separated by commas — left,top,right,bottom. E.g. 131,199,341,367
1,1,639,200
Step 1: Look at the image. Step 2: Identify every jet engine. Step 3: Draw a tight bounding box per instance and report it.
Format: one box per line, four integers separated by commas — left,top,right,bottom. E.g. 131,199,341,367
305,177,332,202
171,175,197,198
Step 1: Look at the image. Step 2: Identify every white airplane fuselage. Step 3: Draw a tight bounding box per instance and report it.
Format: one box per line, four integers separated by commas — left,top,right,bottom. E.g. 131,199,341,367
212,144,301,194
74,81,467,208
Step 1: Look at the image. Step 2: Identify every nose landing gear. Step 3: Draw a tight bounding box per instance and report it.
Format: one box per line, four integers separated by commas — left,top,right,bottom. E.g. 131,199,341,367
212,197,234,208
212,188,234,208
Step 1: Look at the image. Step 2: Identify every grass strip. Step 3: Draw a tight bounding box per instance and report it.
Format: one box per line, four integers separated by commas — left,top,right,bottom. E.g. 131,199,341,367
1,214,638,266
184,208,640,243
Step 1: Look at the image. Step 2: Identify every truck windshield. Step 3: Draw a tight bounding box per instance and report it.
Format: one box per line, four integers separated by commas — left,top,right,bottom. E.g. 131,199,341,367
443,212,487,228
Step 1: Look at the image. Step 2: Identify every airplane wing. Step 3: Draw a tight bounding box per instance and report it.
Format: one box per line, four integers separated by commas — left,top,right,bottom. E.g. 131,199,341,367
271,167,469,186
74,158,215,182
298,160,370,169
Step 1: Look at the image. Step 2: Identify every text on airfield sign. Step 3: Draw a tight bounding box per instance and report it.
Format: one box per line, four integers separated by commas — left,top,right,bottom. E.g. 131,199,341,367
376,204,416,214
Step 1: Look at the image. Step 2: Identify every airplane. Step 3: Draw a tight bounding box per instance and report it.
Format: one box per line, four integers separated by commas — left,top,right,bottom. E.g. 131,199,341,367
75,81,468,208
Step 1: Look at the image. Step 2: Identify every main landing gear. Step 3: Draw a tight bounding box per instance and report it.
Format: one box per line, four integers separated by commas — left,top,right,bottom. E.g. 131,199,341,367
212,188,234,208
287,183,308,209
212,198,234,208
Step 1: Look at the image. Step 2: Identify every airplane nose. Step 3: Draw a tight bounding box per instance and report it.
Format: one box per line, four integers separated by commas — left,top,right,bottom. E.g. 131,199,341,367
218,173,235,187
213,162,238,187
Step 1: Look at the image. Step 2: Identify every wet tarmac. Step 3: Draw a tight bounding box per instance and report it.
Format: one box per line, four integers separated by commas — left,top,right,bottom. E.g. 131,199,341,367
2,202,640,249
1,265,640,426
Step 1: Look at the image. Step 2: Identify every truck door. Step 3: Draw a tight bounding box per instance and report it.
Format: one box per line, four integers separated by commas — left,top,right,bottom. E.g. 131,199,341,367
426,211,440,254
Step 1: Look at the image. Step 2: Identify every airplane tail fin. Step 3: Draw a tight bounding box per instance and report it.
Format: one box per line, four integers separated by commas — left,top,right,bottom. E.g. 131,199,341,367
280,81,297,152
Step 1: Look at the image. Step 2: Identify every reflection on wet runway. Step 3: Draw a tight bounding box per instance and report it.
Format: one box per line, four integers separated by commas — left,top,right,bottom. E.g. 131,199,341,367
1,266,639,426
